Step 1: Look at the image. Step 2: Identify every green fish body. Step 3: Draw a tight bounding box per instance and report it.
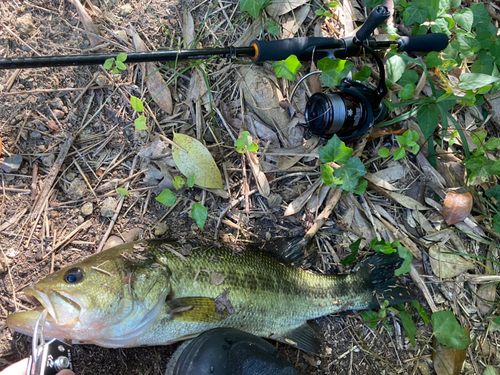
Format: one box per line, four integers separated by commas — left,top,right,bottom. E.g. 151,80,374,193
7,239,413,353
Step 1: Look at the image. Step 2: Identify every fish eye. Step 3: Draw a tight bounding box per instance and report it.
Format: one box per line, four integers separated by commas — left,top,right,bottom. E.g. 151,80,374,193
64,267,85,284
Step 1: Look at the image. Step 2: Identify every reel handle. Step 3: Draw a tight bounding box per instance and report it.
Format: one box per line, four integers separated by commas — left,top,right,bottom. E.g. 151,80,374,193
397,34,449,52
355,5,391,42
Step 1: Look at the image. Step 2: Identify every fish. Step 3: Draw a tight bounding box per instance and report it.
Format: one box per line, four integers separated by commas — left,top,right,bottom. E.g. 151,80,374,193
7,238,414,354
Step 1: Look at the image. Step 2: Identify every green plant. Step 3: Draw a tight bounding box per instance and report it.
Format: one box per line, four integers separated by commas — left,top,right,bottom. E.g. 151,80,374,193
272,55,302,81
378,130,420,160
315,1,338,18
462,129,500,182
370,238,413,276
116,188,129,196
130,95,148,130
235,131,259,154
319,135,367,194
103,52,128,75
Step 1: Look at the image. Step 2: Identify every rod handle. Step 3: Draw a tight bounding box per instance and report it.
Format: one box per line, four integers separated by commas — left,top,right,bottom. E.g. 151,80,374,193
397,33,449,52
249,38,343,63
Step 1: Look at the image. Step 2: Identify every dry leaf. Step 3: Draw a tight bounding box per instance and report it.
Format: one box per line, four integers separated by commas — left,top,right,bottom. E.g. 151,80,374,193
132,29,173,114
429,245,475,279
70,0,100,47
214,288,234,315
432,327,469,375
364,173,398,191
182,9,195,48
477,283,497,316
284,179,322,216
209,271,226,286
278,136,319,171
280,5,310,39
371,165,405,183
247,151,270,198
266,0,309,17
442,191,473,225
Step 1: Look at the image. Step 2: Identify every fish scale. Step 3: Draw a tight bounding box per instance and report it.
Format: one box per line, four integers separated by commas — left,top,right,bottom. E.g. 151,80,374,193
7,239,414,354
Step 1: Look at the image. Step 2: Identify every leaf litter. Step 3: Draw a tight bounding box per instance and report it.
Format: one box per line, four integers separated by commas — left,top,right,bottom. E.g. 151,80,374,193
1,0,500,374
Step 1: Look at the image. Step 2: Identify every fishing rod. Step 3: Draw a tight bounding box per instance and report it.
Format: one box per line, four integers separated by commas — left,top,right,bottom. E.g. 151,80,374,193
0,6,449,140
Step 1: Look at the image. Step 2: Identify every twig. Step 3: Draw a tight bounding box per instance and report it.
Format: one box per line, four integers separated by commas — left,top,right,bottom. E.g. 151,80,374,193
0,247,18,311
42,220,93,260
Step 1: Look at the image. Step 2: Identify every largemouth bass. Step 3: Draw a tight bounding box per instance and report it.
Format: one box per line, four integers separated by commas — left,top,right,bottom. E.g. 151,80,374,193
7,239,413,353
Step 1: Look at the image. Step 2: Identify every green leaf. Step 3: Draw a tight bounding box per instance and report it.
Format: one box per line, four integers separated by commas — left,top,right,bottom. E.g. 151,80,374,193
156,189,177,207
463,155,487,170
352,66,372,81
272,55,302,81
485,185,500,201
483,365,500,375
370,238,396,254
341,238,361,265
354,178,368,195
187,173,195,188
459,73,500,90
134,116,147,130
378,147,390,158
485,160,500,176
361,310,380,329
399,83,415,100
400,310,416,347
239,0,266,18
470,129,487,145
412,144,420,155
395,246,413,276
387,53,407,82
267,21,279,36
116,53,128,62
320,163,335,185
457,35,481,58
115,61,127,70
365,0,383,7
425,51,443,68
333,157,366,192
494,316,500,326
453,8,473,32
103,57,115,70
417,102,439,140
485,138,500,151
494,214,500,234
191,202,208,230
173,176,185,190
393,147,406,161
449,0,461,8
397,70,419,86
130,96,144,112
116,188,129,196
172,133,223,189
111,67,120,75
411,300,430,324
318,135,353,164
470,3,491,28
431,311,470,350
318,58,354,87
403,1,429,26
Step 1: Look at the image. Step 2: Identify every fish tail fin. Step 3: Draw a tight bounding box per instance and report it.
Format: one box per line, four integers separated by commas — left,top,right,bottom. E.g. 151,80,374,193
355,252,415,307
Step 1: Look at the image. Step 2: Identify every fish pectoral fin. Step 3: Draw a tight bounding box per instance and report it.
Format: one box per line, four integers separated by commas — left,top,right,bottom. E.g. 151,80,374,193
274,322,322,355
166,297,228,323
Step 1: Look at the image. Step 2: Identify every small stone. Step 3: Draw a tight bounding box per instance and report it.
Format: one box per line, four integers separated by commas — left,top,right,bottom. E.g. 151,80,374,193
53,109,65,119
5,248,19,258
76,215,85,224
101,197,118,217
119,4,133,16
267,193,282,208
123,228,144,242
2,155,23,173
47,120,59,132
81,202,93,216
115,30,128,43
66,172,77,181
67,178,87,200
154,222,168,236
42,154,55,167
95,74,109,88
103,235,124,251
38,125,47,132
30,131,41,139
16,13,35,35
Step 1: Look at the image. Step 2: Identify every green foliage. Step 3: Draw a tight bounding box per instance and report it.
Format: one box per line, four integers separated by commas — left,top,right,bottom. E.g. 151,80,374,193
103,53,128,75
318,135,366,193
399,310,416,346
272,55,302,81
317,58,354,87
411,300,430,324
341,238,361,265
378,147,390,158
239,0,266,18
130,96,147,130
462,129,500,182
352,66,372,82
267,21,279,36
369,239,412,276
315,1,338,17
431,311,470,350
173,176,185,190
191,202,208,230
116,188,129,196
235,131,259,153
156,189,177,207
187,173,195,188
393,130,420,160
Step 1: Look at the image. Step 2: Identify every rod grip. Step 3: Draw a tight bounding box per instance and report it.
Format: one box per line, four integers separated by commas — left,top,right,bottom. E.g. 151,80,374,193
249,38,342,63
397,33,449,52
355,5,391,42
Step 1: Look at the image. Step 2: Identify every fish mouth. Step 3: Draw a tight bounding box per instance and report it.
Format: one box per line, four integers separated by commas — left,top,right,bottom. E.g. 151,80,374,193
23,285,81,326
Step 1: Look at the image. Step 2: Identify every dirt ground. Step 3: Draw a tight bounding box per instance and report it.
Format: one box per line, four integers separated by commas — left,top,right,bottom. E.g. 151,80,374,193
0,0,499,374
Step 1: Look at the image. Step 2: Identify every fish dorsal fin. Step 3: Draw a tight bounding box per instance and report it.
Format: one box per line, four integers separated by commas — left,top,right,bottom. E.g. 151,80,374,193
166,297,228,323
247,236,316,267
274,322,322,355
